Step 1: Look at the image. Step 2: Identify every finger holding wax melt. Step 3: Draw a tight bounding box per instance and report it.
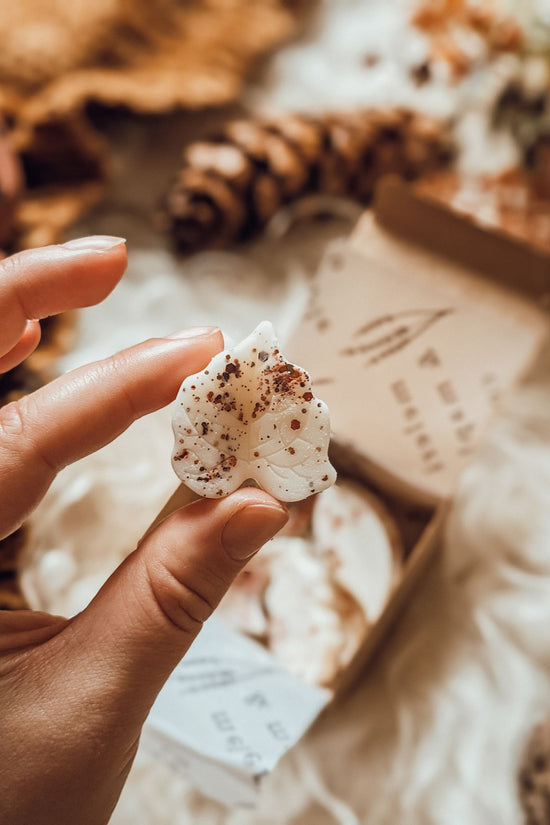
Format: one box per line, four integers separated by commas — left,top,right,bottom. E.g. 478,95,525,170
0,241,293,825
171,321,337,501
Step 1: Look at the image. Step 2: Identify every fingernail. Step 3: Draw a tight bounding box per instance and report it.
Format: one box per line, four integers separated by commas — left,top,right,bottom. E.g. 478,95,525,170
222,503,289,561
62,235,126,252
166,326,219,340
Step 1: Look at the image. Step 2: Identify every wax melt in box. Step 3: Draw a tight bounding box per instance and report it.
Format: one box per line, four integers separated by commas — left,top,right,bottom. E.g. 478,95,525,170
142,176,550,806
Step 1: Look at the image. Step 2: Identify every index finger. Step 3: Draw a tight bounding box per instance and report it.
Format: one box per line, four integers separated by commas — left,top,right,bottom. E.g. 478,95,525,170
0,328,223,539
0,236,127,357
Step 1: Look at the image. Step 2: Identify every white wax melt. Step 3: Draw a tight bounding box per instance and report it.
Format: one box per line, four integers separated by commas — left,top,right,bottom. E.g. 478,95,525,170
171,321,336,501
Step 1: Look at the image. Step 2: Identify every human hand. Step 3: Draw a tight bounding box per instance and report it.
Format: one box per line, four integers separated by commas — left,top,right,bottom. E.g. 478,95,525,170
0,237,288,825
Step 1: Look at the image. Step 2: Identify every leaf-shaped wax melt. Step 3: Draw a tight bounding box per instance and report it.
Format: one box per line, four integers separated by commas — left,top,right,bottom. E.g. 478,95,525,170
171,321,336,501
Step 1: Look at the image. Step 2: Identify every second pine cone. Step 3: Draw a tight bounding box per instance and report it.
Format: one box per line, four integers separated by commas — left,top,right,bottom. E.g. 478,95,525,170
162,108,454,253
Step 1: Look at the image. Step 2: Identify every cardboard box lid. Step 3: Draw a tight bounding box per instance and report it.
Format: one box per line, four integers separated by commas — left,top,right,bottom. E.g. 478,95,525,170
285,177,550,505
374,175,550,301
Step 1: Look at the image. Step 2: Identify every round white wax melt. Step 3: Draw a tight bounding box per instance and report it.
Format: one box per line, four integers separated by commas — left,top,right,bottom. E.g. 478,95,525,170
218,478,404,687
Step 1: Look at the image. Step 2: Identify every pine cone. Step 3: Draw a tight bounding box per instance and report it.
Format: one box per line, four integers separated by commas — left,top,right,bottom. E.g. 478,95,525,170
0,119,22,250
162,108,454,253
0,528,28,610
519,717,550,825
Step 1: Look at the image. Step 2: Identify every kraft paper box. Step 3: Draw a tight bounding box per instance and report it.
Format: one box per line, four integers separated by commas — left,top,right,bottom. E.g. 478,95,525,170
293,177,550,506
142,176,550,806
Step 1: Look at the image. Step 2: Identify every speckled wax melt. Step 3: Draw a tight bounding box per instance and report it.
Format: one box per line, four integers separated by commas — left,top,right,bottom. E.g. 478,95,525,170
171,321,336,501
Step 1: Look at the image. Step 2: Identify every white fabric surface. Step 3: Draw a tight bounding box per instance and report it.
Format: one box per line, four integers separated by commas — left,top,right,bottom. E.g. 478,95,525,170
20,0,550,822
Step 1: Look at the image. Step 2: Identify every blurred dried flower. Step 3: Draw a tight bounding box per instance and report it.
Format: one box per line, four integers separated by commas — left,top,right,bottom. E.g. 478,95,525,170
0,0,306,247
412,0,523,79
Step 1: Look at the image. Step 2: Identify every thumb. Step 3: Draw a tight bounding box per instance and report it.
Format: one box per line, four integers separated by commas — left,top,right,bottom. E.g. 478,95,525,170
66,488,288,720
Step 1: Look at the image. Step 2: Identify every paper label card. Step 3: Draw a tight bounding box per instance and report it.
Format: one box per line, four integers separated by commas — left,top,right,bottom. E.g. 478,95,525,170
145,616,330,807
287,222,548,503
